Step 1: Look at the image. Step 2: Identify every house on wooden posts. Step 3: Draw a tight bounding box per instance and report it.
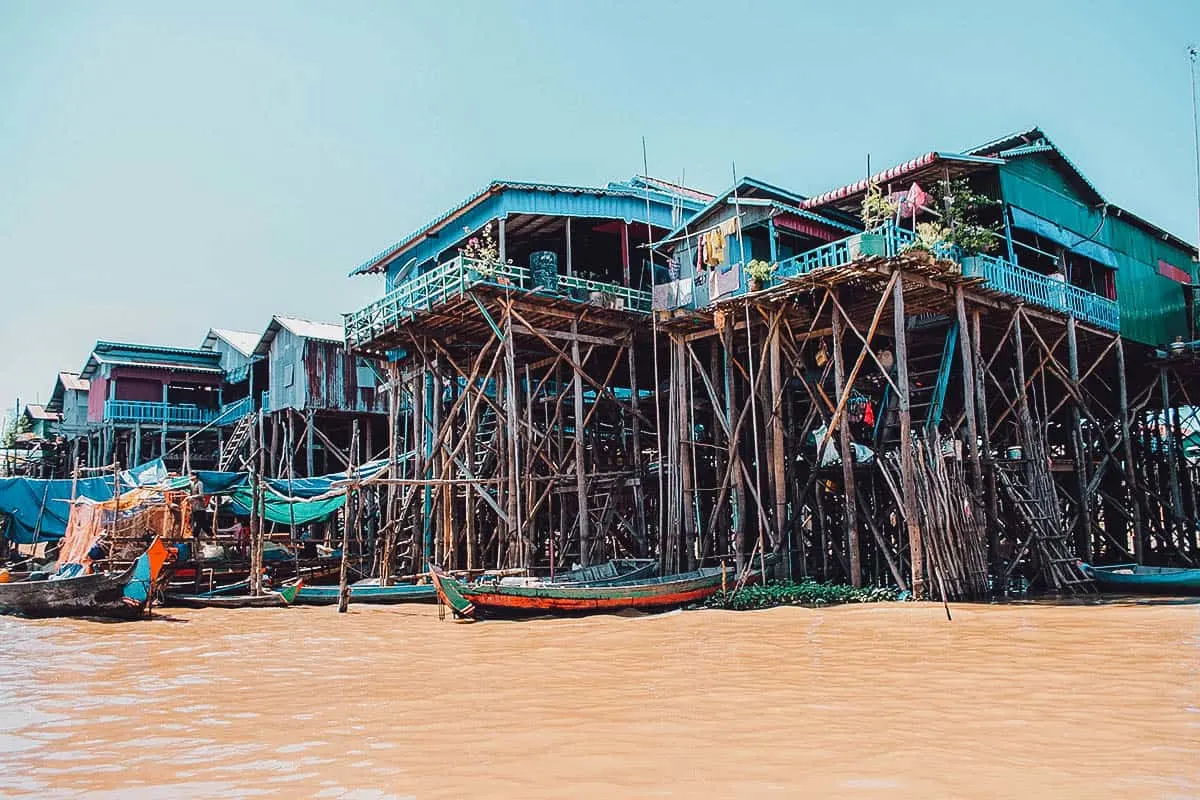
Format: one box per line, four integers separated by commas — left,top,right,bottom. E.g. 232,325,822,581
7,403,64,478
200,328,269,469
344,176,710,576
21,404,61,441
47,372,90,442
650,125,1197,597
241,315,387,477
78,341,225,470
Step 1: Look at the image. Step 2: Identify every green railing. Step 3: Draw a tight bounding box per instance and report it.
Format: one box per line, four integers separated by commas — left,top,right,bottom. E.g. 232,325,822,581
346,256,652,348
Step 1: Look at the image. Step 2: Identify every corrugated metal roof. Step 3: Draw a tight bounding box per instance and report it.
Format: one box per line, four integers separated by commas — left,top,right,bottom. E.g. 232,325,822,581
253,315,345,356
798,152,1004,211
275,316,343,342
23,404,60,422
201,328,260,357
969,126,1194,254
80,341,224,379
57,372,88,392
350,177,709,277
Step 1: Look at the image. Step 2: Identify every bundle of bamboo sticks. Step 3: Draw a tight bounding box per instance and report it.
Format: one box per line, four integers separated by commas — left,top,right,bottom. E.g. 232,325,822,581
883,434,989,600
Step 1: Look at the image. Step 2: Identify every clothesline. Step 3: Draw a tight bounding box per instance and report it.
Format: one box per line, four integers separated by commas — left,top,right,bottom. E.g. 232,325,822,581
642,211,749,251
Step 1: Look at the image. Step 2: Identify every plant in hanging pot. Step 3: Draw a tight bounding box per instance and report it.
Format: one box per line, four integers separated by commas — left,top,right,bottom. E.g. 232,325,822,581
746,259,776,292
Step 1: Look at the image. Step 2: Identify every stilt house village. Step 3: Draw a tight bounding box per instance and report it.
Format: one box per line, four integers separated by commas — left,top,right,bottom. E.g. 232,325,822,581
4,126,1200,612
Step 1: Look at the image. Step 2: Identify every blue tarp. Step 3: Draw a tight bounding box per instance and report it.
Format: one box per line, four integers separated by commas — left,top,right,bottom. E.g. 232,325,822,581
0,477,116,544
1,458,391,542
192,470,249,495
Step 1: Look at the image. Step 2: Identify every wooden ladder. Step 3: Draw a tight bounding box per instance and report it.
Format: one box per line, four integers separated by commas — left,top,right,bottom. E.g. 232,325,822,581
218,412,255,472
995,462,1095,593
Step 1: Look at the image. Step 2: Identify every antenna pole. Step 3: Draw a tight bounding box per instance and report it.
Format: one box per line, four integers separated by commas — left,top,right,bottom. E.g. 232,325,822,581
1190,46,1200,267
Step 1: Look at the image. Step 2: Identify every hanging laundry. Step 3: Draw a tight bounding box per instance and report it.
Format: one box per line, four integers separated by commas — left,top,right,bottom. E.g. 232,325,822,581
703,229,726,267
718,218,740,238
863,401,875,426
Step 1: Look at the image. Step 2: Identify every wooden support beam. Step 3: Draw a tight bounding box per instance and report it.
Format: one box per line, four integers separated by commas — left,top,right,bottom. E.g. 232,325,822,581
893,273,924,598
1065,315,1093,561
830,292,862,588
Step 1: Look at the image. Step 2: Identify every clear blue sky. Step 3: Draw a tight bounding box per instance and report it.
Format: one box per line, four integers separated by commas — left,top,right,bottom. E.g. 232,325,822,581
2,0,1198,416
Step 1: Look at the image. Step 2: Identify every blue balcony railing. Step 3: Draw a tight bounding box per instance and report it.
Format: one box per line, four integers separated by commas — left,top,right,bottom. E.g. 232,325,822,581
211,395,254,427
770,223,1120,332
104,400,220,426
346,256,652,349
960,254,1119,332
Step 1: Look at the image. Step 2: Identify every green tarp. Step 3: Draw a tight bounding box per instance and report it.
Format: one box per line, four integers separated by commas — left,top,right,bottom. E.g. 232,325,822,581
228,485,346,526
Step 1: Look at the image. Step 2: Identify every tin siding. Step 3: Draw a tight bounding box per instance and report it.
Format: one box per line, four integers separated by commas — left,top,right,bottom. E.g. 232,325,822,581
1000,156,1196,346
267,327,307,412
303,339,384,413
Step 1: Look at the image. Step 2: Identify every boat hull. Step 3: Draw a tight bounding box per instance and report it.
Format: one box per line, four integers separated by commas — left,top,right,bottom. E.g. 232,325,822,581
166,592,292,609
1083,563,1200,595
430,564,743,620
0,568,143,619
292,583,436,605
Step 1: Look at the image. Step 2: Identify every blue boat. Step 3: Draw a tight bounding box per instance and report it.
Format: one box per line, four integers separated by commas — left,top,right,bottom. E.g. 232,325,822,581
1080,563,1200,595
293,581,437,605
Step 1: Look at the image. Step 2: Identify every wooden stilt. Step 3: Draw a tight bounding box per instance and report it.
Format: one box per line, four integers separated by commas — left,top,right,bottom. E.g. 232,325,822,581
892,273,924,598
830,294,862,588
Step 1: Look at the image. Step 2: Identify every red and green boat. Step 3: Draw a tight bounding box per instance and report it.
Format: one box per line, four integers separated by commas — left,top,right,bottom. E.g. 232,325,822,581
429,560,768,621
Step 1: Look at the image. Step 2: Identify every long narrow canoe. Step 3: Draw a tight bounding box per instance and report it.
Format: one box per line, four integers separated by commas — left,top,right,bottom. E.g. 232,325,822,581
0,538,169,621
292,582,436,605
166,581,302,609
1081,563,1200,595
430,560,760,620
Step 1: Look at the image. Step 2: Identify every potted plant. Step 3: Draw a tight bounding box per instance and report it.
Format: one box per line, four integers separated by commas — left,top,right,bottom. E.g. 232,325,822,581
850,182,895,259
934,178,1001,273
746,258,776,292
460,223,499,280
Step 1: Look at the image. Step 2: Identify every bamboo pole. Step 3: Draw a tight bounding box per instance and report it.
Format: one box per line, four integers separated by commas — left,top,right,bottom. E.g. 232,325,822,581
338,420,359,613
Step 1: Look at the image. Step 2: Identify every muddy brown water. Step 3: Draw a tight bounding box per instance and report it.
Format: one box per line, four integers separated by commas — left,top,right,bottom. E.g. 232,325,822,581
0,600,1197,799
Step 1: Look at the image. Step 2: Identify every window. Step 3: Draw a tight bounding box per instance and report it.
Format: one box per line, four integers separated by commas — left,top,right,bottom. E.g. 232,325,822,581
284,364,294,388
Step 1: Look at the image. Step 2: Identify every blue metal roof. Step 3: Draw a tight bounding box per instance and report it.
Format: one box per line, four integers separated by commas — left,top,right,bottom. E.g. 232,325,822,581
661,175,853,244
80,341,223,379
351,177,708,277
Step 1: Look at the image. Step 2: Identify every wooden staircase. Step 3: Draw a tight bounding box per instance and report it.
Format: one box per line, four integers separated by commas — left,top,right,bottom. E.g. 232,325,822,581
877,319,958,447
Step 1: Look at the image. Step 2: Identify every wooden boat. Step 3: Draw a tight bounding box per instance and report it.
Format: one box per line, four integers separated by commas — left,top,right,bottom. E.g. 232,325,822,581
1080,563,1200,595
498,558,658,587
292,581,437,605
166,581,303,609
430,559,766,620
0,538,169,621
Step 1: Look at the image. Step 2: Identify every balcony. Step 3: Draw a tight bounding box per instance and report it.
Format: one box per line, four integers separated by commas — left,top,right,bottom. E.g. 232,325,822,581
770,224,1119,332
959,254,1120,332
346,256,653,350
104,400,221,426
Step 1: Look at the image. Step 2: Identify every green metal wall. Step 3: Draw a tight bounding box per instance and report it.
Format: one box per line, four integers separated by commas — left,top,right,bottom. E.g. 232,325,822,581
999,156,1195,346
